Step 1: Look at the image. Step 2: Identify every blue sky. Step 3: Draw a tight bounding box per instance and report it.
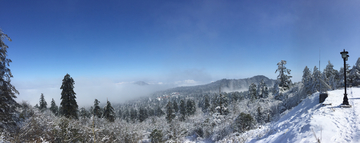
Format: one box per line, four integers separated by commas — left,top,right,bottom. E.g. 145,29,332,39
1,0,360,106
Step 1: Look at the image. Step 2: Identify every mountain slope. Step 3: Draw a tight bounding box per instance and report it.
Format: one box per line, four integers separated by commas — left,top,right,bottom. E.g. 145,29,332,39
153,75,276,96
245,88,360,143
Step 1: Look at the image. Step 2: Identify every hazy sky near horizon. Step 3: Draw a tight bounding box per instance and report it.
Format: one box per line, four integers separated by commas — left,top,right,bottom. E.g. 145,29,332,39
1,0,360,106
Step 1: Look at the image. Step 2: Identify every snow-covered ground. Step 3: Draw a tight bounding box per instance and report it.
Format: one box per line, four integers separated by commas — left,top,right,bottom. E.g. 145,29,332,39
244,87,360,143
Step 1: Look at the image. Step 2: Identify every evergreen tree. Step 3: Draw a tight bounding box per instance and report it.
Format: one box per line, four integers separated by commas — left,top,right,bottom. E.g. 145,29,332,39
248,83,257,101
302,66,313,95
165,101,175,123
103,100,115,122
79,107,90,119
202,95,210,113
234,112,255,133
155,106,164,117
93,99,102,118
39,93,47,110
275,60,292,90
49,98,58,115
123,109,130,122
350,57,360,86
172,100,179,113
60,74,78,119
186,99,196,116
312,66,321,93
130,108,138,122
179,100,186,121
138,107,148,122
338,65,351,88
257,80,268,98
0,30,20,128
218,93,228,115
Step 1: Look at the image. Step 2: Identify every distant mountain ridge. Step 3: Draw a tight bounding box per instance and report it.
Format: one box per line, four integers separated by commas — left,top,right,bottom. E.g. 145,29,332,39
153,75,276,96
133,81,149,86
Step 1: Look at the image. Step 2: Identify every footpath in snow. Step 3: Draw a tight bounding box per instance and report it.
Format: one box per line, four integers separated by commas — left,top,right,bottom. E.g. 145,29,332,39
248,87,360,143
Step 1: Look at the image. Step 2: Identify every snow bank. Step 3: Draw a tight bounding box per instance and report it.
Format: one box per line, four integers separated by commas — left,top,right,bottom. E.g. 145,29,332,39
248,87,360,143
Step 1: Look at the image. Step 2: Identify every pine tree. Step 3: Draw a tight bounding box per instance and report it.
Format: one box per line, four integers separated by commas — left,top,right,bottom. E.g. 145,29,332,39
248,83,257,101
312,66,321,93
275,60,292,90
50,98,58,115
350,57,360,86
179,100,186,121
93,99,102,118
0,30,20,128
79,107,90,119
172,100,179,113
186,99,196,116
130,108,138,123
103,100,115,122
257,80,268,98
138,107,148,122
39,93,47,110
216,93,228,115
155,106,164,117
202,95,210,113
302,66,313,95
165,101,175,123
60,74,78,119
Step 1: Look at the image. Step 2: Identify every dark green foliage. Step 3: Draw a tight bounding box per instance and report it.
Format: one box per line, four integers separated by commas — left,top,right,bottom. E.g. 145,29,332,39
155,106,164,117
215,93,229,115
60,74,78,119
179,100,186,121
172,100,179,113
249,83,257,101
39,93,47,110
202,95,210,113
186,100,196,116
103,100,115,122
234,112,255,133
93,99,102,118
165,101,175,123
138,107,148,122
0,30,20,128
130,108,138,122
149,129,163,143
50,98,58,115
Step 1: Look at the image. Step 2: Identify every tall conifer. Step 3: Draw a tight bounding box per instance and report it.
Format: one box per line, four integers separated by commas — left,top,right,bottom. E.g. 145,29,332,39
60,74,78,119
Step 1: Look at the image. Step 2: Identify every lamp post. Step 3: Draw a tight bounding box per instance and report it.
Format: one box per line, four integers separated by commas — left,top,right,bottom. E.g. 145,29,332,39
340,49,349,105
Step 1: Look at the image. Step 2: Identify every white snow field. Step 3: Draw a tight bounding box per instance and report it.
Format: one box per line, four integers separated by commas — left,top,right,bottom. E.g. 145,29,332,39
245,87,360,143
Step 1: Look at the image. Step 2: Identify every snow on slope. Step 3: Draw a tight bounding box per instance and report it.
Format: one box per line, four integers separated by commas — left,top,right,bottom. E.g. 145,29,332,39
247,87,360,143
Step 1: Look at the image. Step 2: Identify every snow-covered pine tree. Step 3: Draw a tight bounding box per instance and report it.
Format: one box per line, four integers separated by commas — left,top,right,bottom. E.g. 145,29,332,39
39,93,47,110
215,92,229,115
60,73,78,119
138,107,148,122
257,80,268,98
324,61,337,83
179,100,186,121
103,100,115,122
302,66,313,95
49,98,58,115
275,60,292,90
248,83,257,101
166,101,175,123
93,99,102,118
338,64,351,88
79,107,90,119
0,30,20,129
202,95,210,113
130,108,138,123
351,57,360,86
172,100,179,113
155,106,164,117
312,66,321,93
